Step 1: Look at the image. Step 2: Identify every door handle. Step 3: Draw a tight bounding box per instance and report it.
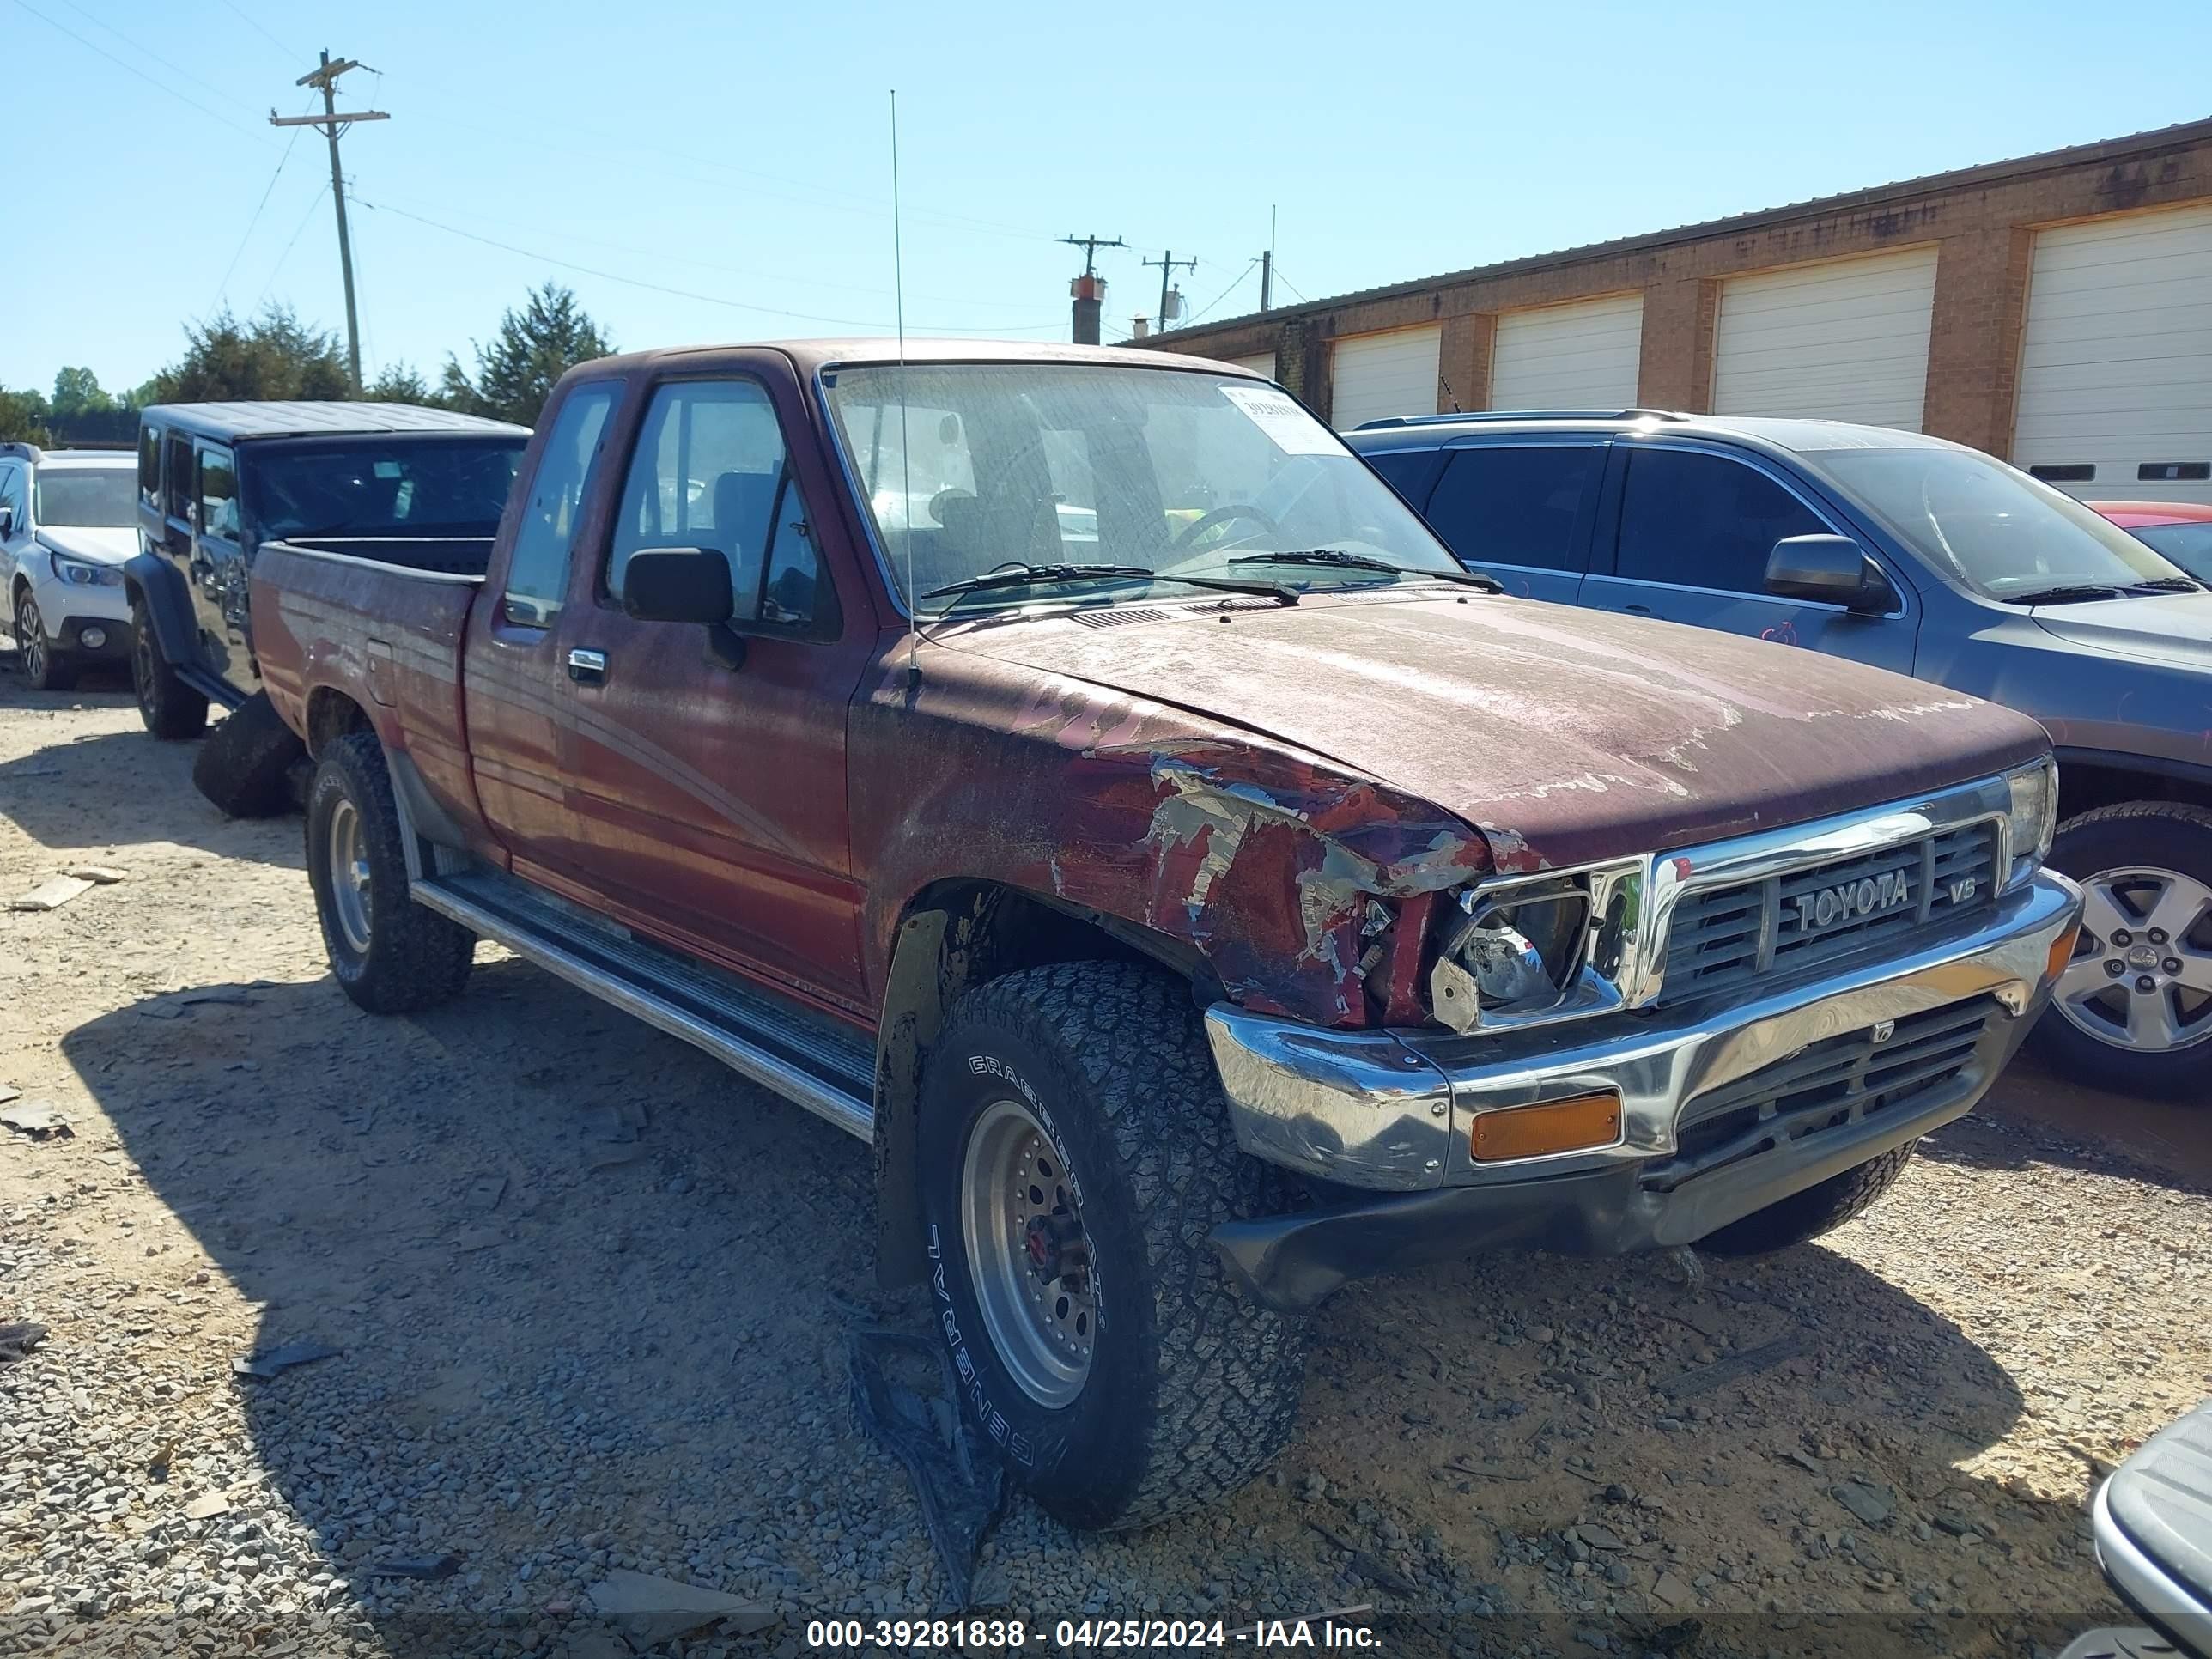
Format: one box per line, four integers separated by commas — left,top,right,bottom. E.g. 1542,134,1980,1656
567,647,607,685
1622,603,1653,616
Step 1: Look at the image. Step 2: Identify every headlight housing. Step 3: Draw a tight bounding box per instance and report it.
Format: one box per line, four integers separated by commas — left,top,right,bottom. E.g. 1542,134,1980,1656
51,551,124,587
1428,862,1643,1034
2002,758,2057,886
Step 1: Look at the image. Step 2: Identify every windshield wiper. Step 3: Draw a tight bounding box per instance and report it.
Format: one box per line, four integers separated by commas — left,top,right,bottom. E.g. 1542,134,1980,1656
921,562,1297,605
1997,583,2128,606
1227,549,1503,591
2129,575,2203,593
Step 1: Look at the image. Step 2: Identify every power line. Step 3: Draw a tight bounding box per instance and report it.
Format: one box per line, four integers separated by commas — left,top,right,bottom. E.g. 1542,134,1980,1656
9,0,270,143
253,180,329,311
352,197,1065,334
206,118,306,319
221,0,296,63
1272,266,1311,304
53,0,258,109
1182,258,1260,327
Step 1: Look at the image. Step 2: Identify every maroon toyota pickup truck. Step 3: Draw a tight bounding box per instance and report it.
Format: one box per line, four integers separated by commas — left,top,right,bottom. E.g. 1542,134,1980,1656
250,340,2081,1531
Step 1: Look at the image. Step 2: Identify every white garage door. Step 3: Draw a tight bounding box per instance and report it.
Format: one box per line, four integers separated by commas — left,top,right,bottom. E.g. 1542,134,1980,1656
1711,246,1939,429
2014,203,2212,501
1329,325,1442,429
1229,350,1276,379
1490,293,1644,411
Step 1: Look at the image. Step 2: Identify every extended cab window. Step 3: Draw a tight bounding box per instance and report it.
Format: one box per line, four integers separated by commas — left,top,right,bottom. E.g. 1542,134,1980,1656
607,380,821,627
1424,445,1601,573
1614,447,1824,593
163,435,191,523
504,382,616,626
198,448,240,544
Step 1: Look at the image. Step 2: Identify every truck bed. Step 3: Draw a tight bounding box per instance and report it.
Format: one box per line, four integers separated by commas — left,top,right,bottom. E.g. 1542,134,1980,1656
250,539,483,834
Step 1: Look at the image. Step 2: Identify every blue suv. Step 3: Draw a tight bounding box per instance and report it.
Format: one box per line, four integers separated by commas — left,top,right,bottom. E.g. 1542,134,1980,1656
1347,409,2212,1101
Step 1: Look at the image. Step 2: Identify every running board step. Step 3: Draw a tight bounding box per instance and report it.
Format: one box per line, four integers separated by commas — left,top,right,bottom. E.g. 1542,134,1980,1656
412,866,875,1141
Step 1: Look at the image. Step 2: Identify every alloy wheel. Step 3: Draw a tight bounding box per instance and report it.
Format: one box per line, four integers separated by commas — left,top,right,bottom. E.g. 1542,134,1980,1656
325,796,374,955
959,1097,1097,1408
2052,866,2212,1053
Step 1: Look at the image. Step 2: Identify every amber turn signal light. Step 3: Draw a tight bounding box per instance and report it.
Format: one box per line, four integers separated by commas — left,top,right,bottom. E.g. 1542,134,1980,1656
2046,921,2081,985
1470,1091,1624,1163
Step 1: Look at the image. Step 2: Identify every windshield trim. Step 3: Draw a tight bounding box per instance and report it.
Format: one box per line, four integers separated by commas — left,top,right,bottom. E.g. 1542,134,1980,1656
812,356,1428,622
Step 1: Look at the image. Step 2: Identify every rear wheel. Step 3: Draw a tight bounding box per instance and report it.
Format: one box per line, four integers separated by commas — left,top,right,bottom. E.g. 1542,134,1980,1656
1698,1141,1917,1255
916,962,1306,1532
305,732,475,1015
12,586,78,692
2029,801,2212,1101
131,596,207,738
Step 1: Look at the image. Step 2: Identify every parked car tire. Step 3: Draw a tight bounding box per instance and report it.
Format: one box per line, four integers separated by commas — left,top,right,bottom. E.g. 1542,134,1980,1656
1696,1140,1917,1255
2030,800,2212,1099
130,596,208,739
11,583,79,692
192,690,310,819
305,732,476,1015
915,961,1306,1532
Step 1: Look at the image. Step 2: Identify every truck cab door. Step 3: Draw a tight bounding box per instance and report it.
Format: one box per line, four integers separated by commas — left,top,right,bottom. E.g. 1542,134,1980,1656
549,374,873,1010
189,442,252,687
1580,441,1918,673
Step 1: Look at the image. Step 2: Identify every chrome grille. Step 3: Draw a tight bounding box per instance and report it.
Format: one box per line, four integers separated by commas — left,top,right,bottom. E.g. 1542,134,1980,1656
1655,998,1999,1188
1660,823,2000,1006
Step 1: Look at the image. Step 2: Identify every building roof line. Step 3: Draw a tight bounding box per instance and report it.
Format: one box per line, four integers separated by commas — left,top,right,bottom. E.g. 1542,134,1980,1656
1150,116,2212,343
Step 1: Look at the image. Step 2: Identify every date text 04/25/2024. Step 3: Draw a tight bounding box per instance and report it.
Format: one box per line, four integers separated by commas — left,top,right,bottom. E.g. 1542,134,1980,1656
802,1614,1381,1649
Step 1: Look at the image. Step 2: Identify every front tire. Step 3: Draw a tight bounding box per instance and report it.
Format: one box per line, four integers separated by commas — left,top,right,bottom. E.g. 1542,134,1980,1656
1698,1140,1917,1255
131,596,208,738
12,586,78,692
305,732,475,1015
2029,800,2212,1100
916,962,1306,1533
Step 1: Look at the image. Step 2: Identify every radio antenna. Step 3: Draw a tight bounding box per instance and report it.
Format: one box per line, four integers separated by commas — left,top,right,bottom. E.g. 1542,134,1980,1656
891,88,918,691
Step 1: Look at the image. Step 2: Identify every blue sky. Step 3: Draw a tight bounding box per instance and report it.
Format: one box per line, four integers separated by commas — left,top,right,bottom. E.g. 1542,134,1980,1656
8,0,2211,400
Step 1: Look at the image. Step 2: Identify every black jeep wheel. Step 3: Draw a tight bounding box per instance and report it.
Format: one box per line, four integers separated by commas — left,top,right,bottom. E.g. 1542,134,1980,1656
12,584,78,692
131,595,208,739
305,732,476,1015
916,962,1307,1532
2030,801,2212,1101
1697,1140,1917,1255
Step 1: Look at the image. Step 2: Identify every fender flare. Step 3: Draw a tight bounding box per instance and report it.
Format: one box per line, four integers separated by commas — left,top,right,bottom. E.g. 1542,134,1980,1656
122,552,200,672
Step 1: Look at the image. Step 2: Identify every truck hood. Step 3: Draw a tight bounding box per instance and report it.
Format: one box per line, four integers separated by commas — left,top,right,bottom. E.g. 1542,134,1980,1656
33,526,136,565
950,592,2049,872
2031,593,2212,671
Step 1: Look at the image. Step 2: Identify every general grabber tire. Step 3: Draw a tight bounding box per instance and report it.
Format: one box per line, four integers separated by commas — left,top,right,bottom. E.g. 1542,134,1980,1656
131,596,208,738
191,690,309,818
2027,800,2212,1101
305,732,475,1016
1696,1139,1917,1256
916,961,1308,1532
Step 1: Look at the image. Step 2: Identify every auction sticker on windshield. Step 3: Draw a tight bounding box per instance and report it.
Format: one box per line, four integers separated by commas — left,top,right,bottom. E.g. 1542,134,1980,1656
1219,384,1338,454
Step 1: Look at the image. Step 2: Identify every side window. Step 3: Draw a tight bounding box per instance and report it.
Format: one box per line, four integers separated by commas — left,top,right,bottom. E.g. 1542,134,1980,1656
607,380,822,628
138,428,161,507
198,447,240,543
1614,448,1825,593
1362,447,1438,508
502,382,616,626
163,436,192,523
1423,446,1602,572
0,465,22,532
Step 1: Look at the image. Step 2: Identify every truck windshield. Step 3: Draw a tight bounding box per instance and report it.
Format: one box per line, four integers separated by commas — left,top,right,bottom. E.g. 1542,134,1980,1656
248,437,526,543
821,363,1462,612
1808,445,2194,602
35,468,135,528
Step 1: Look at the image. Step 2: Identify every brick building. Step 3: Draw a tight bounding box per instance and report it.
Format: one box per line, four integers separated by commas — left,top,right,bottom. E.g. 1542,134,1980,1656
1146,120,2212,495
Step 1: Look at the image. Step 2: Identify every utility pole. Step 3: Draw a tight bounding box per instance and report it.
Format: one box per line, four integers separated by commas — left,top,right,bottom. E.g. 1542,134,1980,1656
1260,204,1277,313
271,52,388,393
1060,234,1126,345
1143,250,1198,333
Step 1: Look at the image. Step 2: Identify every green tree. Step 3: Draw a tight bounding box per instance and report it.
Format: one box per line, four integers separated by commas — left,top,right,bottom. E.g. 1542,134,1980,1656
147,304,351,404
0,386,53,447
50,367,116,417
364,362,434,404
441,283,611,426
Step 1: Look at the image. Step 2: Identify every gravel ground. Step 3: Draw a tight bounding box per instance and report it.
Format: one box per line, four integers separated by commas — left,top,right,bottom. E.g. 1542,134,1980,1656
3,674,2209,1659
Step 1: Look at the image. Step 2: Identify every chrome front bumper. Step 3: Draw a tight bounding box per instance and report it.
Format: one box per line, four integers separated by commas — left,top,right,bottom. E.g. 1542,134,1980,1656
1205,869,2081,1194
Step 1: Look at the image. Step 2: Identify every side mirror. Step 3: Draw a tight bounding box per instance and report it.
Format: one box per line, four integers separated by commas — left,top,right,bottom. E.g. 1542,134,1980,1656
622,547,733,625
1765,534,1895,614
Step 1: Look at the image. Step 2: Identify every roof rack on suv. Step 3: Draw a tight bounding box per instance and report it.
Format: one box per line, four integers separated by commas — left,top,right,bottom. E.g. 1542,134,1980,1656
1352,409,1687,431
0,441,46,464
